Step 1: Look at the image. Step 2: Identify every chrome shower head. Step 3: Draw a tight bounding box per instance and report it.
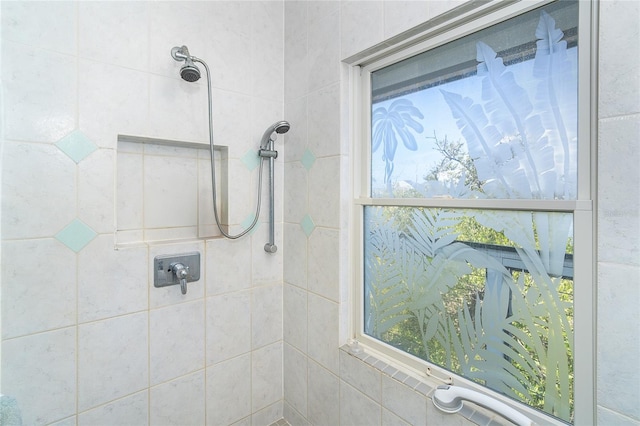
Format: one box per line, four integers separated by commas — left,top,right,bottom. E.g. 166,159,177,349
260,121,291,149
180,64,201,82
274,121,291,134
171,45,201,82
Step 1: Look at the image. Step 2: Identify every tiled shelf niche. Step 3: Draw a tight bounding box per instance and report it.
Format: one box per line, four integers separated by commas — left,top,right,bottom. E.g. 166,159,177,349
116,135,228,246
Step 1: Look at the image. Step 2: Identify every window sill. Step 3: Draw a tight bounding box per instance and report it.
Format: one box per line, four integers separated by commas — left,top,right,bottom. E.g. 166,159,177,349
339,344,513,426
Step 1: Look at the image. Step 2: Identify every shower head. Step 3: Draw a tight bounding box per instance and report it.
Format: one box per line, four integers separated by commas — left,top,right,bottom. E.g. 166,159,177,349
273,121,291,134
179,63,200,82
259,121,291,149
171,45,201,82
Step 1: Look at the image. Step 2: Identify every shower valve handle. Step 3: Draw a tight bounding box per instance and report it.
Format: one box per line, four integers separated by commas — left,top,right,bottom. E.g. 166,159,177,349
171,262,189,294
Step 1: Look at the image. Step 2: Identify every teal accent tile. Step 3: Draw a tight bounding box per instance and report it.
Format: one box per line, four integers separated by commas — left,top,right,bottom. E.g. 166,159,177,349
241,214,259,234
241,150,261,171
300,214,315,237
55,130,98,163
301,149,316,170
55,219,97,252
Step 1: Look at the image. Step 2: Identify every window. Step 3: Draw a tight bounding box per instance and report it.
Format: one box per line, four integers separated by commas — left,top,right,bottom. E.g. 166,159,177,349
353,1,593,424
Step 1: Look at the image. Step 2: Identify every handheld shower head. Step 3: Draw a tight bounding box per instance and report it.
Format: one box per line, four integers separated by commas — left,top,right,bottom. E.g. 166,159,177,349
273,121,291,134
260,121,291,149
171,45,201,82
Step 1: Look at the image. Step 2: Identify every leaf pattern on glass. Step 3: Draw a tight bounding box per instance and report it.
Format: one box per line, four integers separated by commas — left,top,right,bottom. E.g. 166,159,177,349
372,99,424,194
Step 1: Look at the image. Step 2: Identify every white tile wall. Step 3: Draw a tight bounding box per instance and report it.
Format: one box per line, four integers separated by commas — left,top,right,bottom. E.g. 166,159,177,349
205,237,252,294
308,156,341,228
150,371,206,425
340,1,384,59
2,42,77,143
283,283,308,351
307,293,340,374
144,155,199,228
253,401,285,426
1,2,284,425
78,149,115,233
1,141,76,239
598,0,640,119
206,290,251,364
78,236,147,323
307,11,341,93
252,284,284,349
2,328,76,425
307,360,340,426
597,1,640,424
383,1,430,40
283,162,308,223
251,224,284,282
340,380,382,425
78,60,150,148
282,96,307,161
283,224,308,289
150,300,205,385
307,83,341,158
382,375,427,425
1,238,76,338
78,313,148,411
597,116,640,266
307,228,341,302
339,350,382,403
0,1,76,55
252,342,284,412
284,343,308,417
77,391,148,426
78,2,149,71
206,354,252,425
117,151,144,231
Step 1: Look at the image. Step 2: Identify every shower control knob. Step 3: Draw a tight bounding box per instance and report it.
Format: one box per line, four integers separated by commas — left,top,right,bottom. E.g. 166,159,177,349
264,243,277,253
171,262,189,294
153,253,200,295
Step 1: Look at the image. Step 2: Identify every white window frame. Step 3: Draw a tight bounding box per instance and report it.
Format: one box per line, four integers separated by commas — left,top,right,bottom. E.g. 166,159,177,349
349,1,596,424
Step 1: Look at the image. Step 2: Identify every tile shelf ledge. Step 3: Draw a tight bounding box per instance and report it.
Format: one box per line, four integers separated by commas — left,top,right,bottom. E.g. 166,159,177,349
113,235,226,251
118,134,213,150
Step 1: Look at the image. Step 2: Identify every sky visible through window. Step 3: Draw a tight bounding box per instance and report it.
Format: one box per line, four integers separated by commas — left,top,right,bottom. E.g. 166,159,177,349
371,48,578,198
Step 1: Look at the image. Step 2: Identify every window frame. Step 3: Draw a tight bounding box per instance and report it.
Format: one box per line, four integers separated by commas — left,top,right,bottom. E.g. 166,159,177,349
349,1,596,424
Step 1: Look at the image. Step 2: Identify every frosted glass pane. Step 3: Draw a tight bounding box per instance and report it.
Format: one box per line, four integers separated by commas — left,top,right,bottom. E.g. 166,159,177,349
363,206,574,422
370,1,578,200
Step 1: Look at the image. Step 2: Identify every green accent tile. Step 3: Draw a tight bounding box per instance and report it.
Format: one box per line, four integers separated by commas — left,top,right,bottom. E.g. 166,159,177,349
301,149,316,170
55,130,98,163
55,219,97,252
301,214,315,237
241,150,261,171
241,214,259,234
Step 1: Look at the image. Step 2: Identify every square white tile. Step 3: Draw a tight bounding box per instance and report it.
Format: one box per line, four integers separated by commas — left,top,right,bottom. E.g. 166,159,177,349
78,313,148,411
